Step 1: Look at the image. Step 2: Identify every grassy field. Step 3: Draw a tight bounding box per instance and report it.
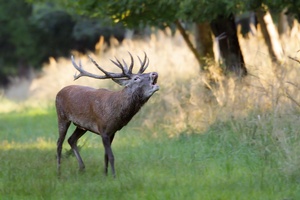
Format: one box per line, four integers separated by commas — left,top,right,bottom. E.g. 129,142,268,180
2,30,300,199
1,105,300,200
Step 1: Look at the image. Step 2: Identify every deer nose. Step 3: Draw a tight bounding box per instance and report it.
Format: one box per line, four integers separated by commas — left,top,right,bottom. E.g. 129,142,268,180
150,72,158,85
150,72,158,78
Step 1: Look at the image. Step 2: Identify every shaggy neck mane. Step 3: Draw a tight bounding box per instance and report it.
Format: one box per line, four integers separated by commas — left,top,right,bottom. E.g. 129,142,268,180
118,87,149,126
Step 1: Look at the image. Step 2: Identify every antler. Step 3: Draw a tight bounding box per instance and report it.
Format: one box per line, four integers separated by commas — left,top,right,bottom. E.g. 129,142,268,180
110,52,134,76
109,52,149,74
71,52,149,80
137,52,149,74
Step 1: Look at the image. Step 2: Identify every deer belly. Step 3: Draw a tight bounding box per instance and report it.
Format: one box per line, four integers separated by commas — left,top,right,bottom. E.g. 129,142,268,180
72,119,100,134
74,123,99,134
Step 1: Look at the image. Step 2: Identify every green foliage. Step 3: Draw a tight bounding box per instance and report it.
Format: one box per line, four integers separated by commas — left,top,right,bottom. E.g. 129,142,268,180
0,0,35,82
30,4,75,59
177,0,245,22
32,0,256,27
41,0,246,26
0,1,75,83
29,0,300,28
0,1,126,85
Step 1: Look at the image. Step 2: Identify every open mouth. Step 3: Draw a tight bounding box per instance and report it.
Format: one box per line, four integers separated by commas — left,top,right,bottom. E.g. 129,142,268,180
151,73,159,92
151,72,158,86
152,75,158,85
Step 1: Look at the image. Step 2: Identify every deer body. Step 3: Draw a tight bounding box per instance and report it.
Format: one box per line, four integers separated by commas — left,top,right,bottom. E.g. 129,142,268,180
56,85,147,133
56,53,158,176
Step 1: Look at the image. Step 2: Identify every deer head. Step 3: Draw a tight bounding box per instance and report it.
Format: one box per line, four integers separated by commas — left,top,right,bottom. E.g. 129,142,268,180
72,52,159,99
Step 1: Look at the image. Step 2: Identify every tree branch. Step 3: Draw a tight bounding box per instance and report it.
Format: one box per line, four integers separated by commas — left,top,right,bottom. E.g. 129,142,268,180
175,20,202,69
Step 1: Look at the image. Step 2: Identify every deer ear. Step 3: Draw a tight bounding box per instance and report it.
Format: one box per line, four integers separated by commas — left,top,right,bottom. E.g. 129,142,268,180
112,78,130,86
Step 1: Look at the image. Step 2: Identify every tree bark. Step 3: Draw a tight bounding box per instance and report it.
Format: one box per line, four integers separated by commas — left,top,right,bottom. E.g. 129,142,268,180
256,7,284,63
278,8,289,36
210,13,247,76
194,22,214,68
175,21,215,70
278,8,298,38
175,20,202,68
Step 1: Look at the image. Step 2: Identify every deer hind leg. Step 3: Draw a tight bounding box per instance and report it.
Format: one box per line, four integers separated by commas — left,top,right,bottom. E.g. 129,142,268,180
68,127,87,171
102,133,115,177
57,120,71,172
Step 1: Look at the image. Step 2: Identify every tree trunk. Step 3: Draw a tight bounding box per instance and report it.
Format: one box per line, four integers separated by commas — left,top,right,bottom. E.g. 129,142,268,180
210,13,247,76
175,20,202,68
194,22,214,68
256,7,284,63
175,21,215,70
278,8,289,36
278,9,298,38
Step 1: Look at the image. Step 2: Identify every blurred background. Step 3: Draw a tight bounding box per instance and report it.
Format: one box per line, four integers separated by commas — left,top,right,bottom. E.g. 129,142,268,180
1,0,300,135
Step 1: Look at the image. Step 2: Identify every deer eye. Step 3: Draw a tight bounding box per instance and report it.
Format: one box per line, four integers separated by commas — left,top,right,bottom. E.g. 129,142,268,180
133,77,140,81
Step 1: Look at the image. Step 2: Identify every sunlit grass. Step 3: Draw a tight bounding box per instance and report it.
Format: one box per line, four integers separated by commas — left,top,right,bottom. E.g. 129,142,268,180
1,137,54,150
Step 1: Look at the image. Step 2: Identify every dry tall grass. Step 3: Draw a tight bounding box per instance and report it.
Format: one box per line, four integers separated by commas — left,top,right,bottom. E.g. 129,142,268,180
3,29,300,137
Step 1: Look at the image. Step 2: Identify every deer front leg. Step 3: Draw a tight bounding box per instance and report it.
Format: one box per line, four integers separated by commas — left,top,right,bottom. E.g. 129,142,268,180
104,134,115,175
102,134,115,177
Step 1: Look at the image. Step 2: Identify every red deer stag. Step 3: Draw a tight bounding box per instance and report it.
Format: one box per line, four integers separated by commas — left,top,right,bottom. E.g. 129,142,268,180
55,53,159,176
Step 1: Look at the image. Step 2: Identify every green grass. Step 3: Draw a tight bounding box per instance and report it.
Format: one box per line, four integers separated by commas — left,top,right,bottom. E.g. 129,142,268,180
1,106,300,200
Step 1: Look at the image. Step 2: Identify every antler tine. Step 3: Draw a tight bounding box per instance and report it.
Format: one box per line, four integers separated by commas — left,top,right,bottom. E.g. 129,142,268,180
72,55,106,80
71,55,130,80
137,52,149,74
110,55,136,77
122,59,129,73
88,55,114,77
110,53,136,75
89,55,135,78
110,58,128,75
128,52,134,74
71,57,81,80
